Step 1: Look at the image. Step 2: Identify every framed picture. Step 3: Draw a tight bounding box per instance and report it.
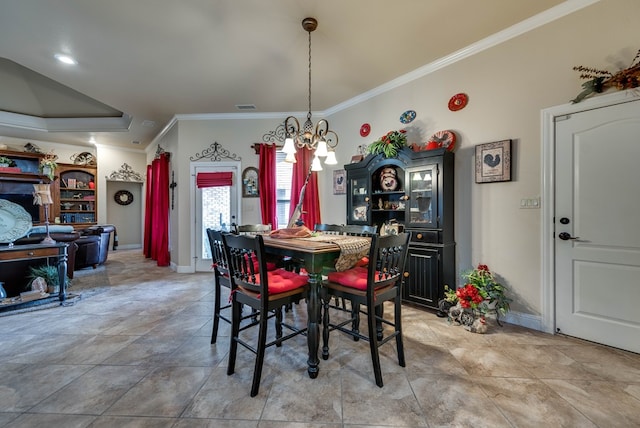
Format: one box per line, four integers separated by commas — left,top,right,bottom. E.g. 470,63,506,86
242,167,259,197
333,169,346,195
475,139,512,183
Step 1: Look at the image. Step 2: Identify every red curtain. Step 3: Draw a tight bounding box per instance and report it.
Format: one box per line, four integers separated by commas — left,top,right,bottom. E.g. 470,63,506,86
196,172,232,188
258,144,277,226
143,152,170,266
289,147,321,228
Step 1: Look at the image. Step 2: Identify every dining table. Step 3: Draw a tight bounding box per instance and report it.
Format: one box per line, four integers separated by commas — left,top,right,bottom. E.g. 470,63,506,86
261,233,370,378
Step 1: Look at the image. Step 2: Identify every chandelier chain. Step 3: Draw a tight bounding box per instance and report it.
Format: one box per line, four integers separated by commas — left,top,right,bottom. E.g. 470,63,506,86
307,28,312,118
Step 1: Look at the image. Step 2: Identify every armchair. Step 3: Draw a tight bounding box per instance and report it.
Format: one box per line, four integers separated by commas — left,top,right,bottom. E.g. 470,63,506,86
74,224,117,270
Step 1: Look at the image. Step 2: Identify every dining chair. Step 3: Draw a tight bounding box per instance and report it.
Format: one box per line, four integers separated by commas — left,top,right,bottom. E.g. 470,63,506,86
206,228,232,344
313,223,377,311
321,232,410,387
235,223,272,235
313,223,377,237
222,232,309,397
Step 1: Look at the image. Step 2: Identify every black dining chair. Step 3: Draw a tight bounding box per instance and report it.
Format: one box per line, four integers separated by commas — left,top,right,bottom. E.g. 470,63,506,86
313,223,377,312
313,223,377,237
205,228,232,344
222,232,309,397
321,232,410,387
234,223,272,235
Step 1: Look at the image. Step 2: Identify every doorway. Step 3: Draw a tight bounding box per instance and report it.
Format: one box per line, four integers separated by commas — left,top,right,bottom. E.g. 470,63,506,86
191,161,240,272
542,91,640,353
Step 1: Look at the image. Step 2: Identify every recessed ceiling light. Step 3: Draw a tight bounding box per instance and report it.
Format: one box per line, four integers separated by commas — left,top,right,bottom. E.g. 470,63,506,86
55,53,77,65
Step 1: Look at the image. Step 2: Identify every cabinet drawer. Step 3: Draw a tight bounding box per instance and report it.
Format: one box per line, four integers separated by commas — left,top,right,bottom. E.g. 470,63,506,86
0,247,59,261
408,230,440,244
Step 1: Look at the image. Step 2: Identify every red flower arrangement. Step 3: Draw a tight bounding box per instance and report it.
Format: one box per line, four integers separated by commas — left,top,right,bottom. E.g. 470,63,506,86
443,263,511,317
455,284,484,309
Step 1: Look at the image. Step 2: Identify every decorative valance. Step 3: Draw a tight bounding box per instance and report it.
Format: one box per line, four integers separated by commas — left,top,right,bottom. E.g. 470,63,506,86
196,172,233,188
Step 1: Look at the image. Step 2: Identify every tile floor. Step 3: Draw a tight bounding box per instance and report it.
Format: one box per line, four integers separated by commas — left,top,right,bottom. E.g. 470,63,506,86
0,249,639,427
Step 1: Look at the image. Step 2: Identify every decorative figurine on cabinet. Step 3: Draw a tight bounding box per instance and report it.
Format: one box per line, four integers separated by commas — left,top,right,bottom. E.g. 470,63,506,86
379,167,398,191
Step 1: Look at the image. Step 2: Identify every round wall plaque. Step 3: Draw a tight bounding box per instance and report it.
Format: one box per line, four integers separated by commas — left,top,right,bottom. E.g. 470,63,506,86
114,190,134,205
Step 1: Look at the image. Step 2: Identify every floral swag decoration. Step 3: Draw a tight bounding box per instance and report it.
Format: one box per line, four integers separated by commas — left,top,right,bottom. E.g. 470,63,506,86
367,129,407,158
572,48,640,103
439,264,512,333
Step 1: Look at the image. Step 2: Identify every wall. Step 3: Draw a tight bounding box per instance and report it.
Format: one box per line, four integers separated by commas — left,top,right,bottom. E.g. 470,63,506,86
161,0,639,328
323,0,640,323
152,116,281,271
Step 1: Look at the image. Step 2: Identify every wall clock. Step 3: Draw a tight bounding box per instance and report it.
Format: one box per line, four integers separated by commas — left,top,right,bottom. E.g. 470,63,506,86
114,190,134,206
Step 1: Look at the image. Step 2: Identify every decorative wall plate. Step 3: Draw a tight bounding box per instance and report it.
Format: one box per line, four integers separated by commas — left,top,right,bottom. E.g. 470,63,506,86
448,93,468,111
0,199,32,243
399,110,416,124
114,190,134,205
428,130,457,151
359,123,371,137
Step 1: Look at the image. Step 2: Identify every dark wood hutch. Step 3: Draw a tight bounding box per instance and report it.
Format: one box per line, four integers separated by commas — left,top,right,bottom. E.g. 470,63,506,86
344,147,455,310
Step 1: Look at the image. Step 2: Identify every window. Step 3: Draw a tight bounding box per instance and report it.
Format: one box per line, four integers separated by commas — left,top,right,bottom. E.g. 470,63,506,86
275,150,293,229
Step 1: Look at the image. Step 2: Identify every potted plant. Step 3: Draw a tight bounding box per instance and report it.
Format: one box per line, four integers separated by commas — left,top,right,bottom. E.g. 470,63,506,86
367,129,407,158
27,265,69,294
40,153,58,180
0,155,15,167
440,264,512,331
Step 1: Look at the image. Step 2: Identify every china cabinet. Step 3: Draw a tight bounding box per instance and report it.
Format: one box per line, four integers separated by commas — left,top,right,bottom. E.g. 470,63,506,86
344,147,454,310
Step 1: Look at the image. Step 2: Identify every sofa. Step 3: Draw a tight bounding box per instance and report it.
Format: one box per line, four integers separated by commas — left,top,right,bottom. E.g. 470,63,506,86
74,225,117,270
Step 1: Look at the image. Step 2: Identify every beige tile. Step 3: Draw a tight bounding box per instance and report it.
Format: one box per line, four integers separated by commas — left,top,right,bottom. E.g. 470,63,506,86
475,376,598,427
30,365,150,415
1,249,639,426
543,379,640,427
104,366,210,417
410,374,512,427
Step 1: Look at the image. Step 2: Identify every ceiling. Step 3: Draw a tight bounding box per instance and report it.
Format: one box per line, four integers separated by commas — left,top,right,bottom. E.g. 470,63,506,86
0,0,571,150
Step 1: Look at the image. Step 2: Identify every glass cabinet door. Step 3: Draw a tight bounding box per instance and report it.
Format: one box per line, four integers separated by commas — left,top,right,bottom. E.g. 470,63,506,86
348,173,370,224
407,165,438,228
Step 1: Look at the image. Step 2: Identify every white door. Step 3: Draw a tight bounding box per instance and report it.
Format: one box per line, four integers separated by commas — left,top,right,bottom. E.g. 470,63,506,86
555,99,640,353
193,162,240,272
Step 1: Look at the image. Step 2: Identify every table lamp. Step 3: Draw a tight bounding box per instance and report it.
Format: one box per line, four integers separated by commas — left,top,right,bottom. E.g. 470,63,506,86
33,183,55,244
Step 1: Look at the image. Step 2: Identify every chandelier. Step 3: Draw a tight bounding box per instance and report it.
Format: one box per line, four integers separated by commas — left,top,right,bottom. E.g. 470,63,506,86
282,17,338,171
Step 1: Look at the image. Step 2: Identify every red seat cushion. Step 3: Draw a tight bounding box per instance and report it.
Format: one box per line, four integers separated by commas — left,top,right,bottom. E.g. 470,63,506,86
327,266,369,290
266,268,308,294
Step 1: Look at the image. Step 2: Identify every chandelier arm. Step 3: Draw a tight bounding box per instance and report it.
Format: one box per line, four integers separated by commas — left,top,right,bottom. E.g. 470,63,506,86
325,130,339,149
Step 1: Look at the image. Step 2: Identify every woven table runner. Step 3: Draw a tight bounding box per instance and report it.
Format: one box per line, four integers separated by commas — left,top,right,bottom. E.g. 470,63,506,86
306,235,371,271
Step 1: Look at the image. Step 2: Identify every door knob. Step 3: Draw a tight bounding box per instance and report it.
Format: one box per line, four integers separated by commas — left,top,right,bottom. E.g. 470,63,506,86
558,232,579,240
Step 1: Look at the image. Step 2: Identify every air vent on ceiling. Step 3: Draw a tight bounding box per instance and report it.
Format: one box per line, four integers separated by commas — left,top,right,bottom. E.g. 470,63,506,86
235,104,256,110
131,140,140,145
141,120,156,128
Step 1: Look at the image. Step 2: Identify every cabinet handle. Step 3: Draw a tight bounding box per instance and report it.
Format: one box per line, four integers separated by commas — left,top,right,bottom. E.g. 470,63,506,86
28,251,34,256
403,272,409,278
416,233,422,240
364,197,369,202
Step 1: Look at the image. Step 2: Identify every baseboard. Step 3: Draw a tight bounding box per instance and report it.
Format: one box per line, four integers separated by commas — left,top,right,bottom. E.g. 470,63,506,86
115,244,141,250
501,310,544,332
